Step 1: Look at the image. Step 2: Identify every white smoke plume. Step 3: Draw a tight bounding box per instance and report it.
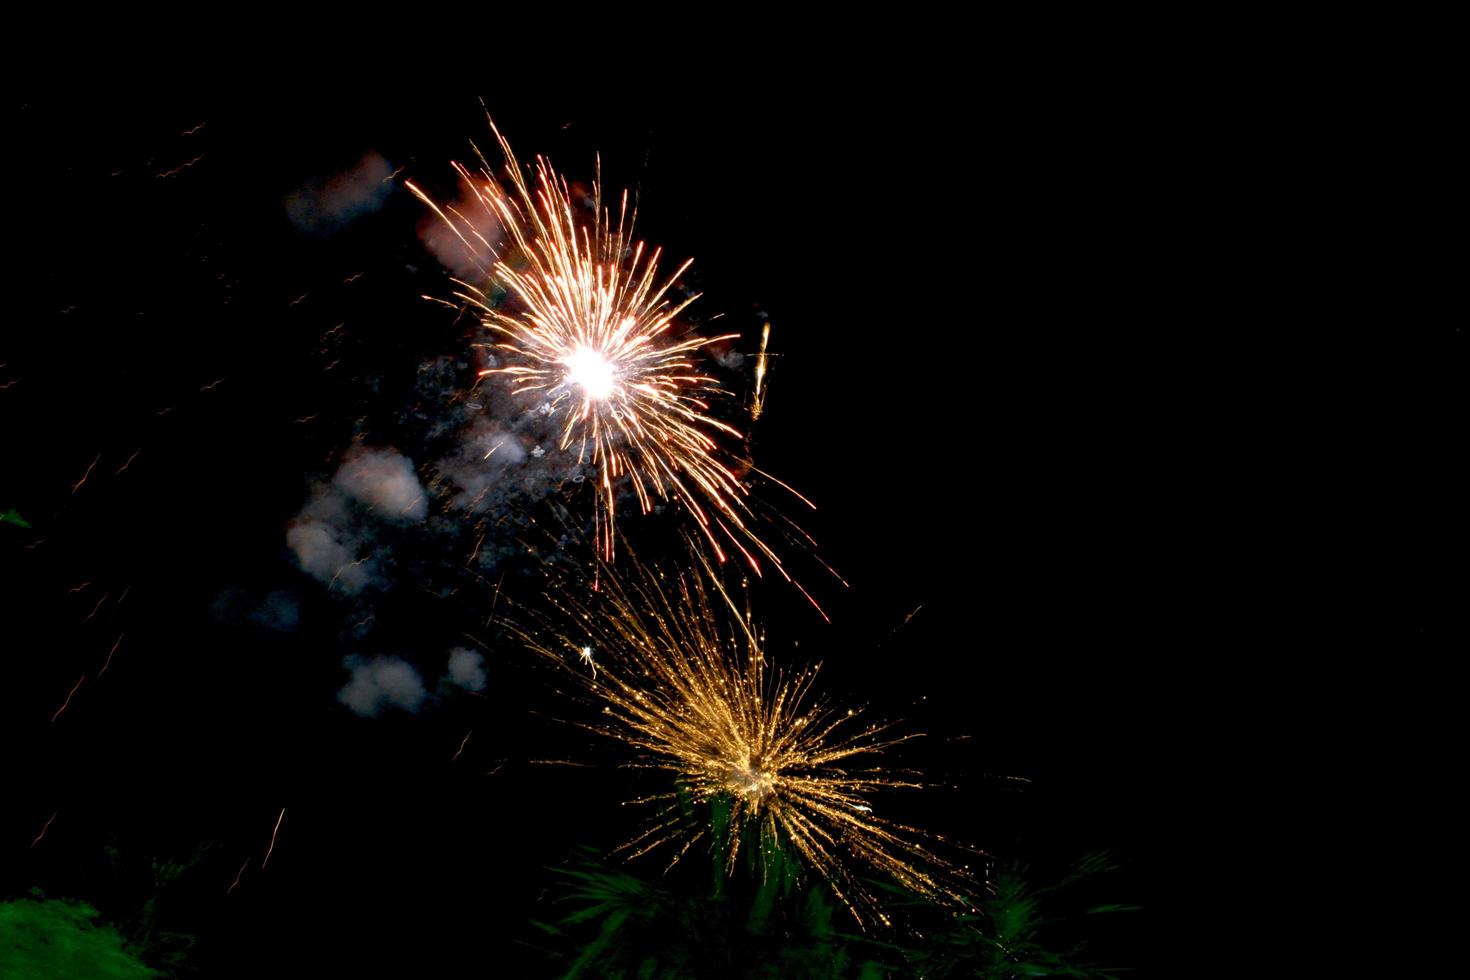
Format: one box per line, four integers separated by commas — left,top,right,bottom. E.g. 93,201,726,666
442,647,487,692
286,447,428,595
286,517,374,595
337,655,428,717
333,446,429,521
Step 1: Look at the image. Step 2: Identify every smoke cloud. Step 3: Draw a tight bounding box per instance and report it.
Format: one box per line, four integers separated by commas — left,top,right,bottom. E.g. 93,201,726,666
333,446,430,521
286,447,428,595
337,655,428,717
286,518,374,595
443,647,487,692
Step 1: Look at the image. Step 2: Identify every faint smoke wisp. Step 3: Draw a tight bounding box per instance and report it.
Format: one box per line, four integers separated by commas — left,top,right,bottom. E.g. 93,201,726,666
436,418,530,514
284,152,395,235
213,587,302,632
417,181,503,279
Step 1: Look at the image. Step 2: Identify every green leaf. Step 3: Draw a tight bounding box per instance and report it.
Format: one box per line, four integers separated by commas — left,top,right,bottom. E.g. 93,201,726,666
0,897,158,979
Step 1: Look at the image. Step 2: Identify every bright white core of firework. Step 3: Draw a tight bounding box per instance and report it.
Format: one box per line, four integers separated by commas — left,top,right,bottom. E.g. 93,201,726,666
727,759,776,799
564,346,616,400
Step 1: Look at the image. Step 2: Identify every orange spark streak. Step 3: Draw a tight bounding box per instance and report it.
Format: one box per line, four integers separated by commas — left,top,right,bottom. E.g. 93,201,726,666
155,152,205,178
328,558,368,592
227,858,250,895
71,454,100,494
101,634,123,675
261,809,286,870
453,731,473,762
30,811,58,848
114,449,142,476
51,675,85,723
84,592,110,623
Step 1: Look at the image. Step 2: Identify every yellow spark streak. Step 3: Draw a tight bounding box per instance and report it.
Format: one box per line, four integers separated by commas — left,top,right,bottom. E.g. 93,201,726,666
409,119,799,578
751,321,770,420
505,552,982,929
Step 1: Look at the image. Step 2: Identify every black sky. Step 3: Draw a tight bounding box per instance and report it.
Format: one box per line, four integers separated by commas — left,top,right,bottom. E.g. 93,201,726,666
3,81,1458,977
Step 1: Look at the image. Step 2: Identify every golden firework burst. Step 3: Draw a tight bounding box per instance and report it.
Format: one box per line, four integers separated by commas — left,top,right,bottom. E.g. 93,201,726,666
507,551,984,928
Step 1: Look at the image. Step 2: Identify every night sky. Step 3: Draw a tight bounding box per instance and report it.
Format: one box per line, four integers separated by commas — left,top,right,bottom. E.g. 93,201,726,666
9,83,1452,977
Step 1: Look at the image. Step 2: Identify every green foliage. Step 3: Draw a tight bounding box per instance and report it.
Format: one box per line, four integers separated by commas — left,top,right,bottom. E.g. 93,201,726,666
532,832,1135,979
0,893,158,980
531,832,885,979
859,851,1138,979
8,841,209,979
102,846,207,976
